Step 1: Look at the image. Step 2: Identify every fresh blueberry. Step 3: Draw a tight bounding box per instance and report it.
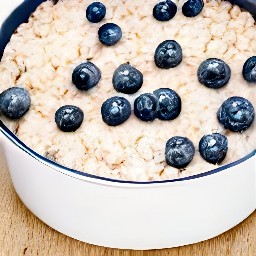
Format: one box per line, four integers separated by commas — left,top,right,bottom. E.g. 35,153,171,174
72,62,101,91
165,136,195,169
242,56,256,83
86,2,106,23
153,0,177,22
199,133,228,164
182,0,204,17
98,23,122,46
0,87,30,119
101,96,131,126
217,96,255,132
197,58,231,89
154,40,183,69
134,93,158,122
55,105,84,132
153,88,181,120
112,64,143,94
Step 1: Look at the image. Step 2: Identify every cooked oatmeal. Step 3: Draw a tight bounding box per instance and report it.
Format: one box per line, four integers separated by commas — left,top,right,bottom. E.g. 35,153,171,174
0,0,255,181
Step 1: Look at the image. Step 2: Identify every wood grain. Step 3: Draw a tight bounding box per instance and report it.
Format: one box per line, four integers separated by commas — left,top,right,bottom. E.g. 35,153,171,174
0,158,255,256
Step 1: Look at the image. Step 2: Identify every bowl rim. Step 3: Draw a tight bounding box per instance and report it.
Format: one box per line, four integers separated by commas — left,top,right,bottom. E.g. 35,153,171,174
1,121,255,185
0,0,255,186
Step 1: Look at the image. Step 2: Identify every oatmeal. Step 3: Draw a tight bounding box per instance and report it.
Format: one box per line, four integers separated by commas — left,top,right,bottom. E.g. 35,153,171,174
0,0,255,181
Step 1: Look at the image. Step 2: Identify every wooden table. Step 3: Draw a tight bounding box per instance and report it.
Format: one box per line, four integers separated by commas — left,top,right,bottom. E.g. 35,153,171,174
0,158,255,256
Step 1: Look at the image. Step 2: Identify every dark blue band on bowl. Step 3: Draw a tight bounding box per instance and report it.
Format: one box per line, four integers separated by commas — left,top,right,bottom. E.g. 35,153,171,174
0,120,255,184
230,0,256,17
0,0,45,59
0,1,255,184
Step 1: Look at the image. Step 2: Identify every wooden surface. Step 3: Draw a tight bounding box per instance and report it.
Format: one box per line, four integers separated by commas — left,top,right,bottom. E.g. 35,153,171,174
0,158,255,256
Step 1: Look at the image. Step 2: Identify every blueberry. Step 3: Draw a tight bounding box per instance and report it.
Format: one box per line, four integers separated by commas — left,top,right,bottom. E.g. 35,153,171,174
101,96,131,126
199,133,228,164
134,93,158,122
112,64,143,94
154,40,182,69
165,136,195,169
55,105,84,132
98,23,122,46
0,87,30,119
217,96,255,132
153,88,181,120
182,0,204,17
72,62,101,91
197,58,231,89
242,56,256,83
153,0,177,22
86,2,106,23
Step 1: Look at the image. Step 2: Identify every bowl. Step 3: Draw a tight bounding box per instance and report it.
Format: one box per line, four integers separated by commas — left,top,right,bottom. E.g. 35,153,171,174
0,0,255,250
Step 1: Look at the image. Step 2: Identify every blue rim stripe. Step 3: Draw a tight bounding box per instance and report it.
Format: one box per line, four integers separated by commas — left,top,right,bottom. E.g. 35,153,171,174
1,120,255,185
0,0,46,59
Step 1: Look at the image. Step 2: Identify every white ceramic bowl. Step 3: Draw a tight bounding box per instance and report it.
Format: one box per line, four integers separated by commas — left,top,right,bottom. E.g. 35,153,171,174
0,0,255,250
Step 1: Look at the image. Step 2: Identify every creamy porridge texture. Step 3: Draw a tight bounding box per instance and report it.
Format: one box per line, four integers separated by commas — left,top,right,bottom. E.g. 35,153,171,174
0,0,255,181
